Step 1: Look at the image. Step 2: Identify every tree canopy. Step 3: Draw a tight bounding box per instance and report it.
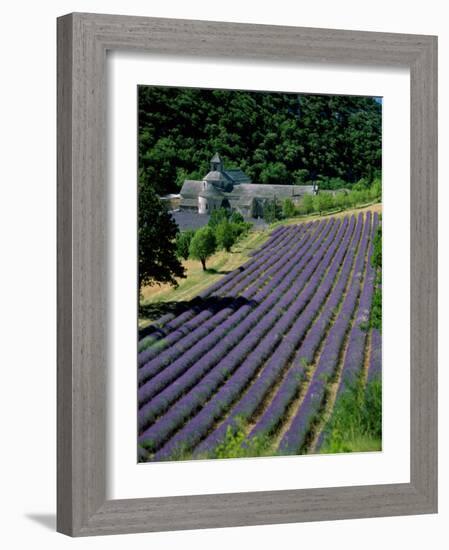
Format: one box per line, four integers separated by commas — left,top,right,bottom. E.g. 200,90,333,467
189,226,217,271
215,221,237,252
176,229,195,260
138,182,185,290
139,86,382,196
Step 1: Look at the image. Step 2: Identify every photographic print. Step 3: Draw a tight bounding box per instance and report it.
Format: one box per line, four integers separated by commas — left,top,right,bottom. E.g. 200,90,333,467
137,86,382,463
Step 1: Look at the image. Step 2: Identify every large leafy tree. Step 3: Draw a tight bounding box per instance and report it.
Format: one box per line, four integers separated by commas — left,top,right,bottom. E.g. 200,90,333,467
138,182,185,291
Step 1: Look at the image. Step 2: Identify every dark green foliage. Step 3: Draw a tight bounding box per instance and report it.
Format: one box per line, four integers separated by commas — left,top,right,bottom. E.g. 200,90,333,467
229,210,245,224
259,161,289,184
320,378,382,454
230,221,252,239
317,176,347,190
189,226,217,270
371,288,382,330
175,230,195,260
263,198,283,223
282,197,296,218
215,221,236,252
293,168,309,185
208,207,230,228
205,207,252,253
138,86,382,196
138,183,185,291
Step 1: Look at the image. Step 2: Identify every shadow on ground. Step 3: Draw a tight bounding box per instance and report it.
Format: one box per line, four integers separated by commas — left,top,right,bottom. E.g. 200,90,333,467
204,268,232,275
139,295,258,339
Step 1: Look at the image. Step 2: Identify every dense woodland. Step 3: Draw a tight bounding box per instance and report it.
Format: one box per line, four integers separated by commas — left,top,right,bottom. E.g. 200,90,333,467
138,86,382,196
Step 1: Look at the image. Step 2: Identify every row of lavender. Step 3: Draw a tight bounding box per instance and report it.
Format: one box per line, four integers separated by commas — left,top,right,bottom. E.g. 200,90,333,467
138,222,315,374
139,219,334,440
138,222,312,354
151,218,348,459
138,222,325,394
193,215,358,456
138,212,381,460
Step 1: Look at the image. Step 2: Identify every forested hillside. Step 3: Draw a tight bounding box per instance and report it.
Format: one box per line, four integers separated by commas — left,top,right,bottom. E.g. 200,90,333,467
138,86,382,196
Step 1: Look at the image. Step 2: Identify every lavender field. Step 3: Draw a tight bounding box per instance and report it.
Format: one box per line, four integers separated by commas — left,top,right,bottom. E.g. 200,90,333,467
137,211,382,461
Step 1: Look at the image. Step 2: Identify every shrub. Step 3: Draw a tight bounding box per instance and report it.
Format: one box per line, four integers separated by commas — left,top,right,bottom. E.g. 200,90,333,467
353,177,370,190
231,221,252,238
320,378,382,454
320,176,347,190
335,191,349,210
229,211,244,224
313,192,334,214
282,197,296,218
370,178,382,201
263,198,283,223
301,194,315,214
370,223,382,329
370,288,382,330
208,419,273,459
347,190,359,207
371,224,382,269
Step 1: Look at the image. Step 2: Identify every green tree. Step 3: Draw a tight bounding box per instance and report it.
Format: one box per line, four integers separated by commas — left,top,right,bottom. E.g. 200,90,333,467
293,168,309,185
370,179,382,201
138,182,185,291
259,162,288,184
334,191,349,210
301,194,314,214
215,221,236,252
282,197,296,218
230,220,252,239
189,226,217,270
347,190,359,207
263,198,283,223
229,210,245,224
313,192,334,215
208,207,230,228
176,230,195,260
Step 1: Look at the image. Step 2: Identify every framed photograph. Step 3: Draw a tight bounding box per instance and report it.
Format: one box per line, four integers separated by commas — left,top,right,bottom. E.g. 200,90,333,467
57,13,437,536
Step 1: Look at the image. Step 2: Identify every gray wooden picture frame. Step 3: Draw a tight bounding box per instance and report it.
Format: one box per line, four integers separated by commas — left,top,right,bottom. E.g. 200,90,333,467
57,12,438,537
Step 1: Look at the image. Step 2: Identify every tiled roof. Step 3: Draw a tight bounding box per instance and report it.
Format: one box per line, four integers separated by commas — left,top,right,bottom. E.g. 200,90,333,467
223,169,251,184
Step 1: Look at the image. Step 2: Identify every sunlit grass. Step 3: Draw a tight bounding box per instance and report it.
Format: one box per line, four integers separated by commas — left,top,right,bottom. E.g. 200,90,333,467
319,377,382,455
